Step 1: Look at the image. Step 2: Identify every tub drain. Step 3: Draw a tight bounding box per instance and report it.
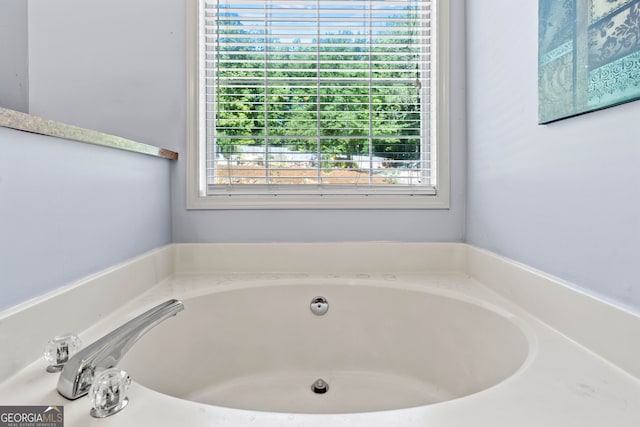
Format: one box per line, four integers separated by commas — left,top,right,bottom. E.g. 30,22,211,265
311,379,329,394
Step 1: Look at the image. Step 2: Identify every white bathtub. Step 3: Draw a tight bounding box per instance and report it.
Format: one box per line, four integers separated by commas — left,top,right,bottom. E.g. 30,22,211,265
1,243,639,427
121,281,530,414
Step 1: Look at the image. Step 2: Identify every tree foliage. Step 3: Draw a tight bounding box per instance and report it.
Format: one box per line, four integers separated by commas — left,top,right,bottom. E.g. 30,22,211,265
214,19,424,163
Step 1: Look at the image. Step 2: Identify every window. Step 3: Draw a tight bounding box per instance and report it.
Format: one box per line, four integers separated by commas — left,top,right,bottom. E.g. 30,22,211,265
187,0,449,209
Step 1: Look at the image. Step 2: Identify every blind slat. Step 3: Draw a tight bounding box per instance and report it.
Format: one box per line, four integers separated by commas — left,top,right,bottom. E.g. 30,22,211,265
203,0,433,189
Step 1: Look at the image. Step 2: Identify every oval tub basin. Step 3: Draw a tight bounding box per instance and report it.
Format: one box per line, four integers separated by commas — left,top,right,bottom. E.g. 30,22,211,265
121,284,530,414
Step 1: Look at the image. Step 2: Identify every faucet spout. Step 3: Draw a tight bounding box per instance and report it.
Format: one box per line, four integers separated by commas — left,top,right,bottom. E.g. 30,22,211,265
57,299,184,400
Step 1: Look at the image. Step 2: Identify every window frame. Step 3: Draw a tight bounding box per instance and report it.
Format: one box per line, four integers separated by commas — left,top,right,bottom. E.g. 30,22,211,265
186,0,450,210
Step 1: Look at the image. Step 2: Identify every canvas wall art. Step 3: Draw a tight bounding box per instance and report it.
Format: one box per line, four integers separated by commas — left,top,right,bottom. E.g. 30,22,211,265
538,0,640,123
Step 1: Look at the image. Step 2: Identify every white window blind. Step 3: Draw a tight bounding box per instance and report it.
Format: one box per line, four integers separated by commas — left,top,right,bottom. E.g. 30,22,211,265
202,0,434,196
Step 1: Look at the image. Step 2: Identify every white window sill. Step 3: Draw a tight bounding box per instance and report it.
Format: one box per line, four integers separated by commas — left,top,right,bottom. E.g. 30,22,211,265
186,192,450,210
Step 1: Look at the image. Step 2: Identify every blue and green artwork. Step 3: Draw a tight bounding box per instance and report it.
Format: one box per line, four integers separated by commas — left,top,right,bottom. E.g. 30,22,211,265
538,0,640,123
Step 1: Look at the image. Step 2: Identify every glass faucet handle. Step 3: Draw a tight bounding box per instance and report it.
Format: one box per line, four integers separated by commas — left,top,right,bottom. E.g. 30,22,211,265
44,333,82,372
89,368,131,418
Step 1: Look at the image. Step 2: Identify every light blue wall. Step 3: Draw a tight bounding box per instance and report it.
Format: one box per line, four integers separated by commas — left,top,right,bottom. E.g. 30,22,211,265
0,127,172,311
27,0,184,151
0,0,29,113
0,0,179,310
466,0,640,311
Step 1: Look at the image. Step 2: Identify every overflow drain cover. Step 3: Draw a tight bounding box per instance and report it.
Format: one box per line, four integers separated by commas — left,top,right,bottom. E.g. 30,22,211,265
310,297,329,316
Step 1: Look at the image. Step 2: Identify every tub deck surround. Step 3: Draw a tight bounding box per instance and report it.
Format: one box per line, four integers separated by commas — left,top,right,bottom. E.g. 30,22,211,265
467,246,640,380
172,242,468,274
0,245,175,382
0,243,639,426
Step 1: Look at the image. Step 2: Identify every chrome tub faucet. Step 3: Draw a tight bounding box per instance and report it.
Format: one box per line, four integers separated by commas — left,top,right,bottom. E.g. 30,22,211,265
56,299,184,400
